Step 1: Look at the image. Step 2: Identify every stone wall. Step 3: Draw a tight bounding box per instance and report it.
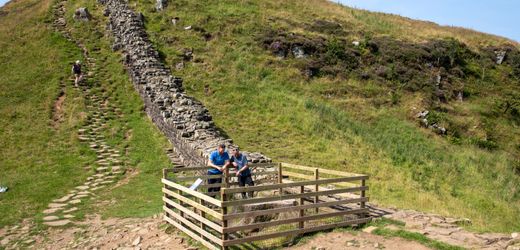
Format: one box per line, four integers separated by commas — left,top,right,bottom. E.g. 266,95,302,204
99,0,270,167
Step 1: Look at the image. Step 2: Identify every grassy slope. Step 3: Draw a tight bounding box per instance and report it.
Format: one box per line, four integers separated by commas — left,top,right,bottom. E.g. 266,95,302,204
128,0,520,232
0,0,171,228
59,0,172,219
0,0,90,227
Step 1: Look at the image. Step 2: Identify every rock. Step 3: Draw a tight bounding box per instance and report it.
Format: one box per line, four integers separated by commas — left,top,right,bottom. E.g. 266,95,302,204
495,50,506,64
43,219,71,227
171,17,180,25
155,0,167,11
43,208,63,214
362,226,378,234
513,232,519,239
69,199,82,204
73,7,91,21
43,215,60,221
132,235,142,246
352,41,360,46
416,110,429,118
291,46,305,58
184,26,192,30
63,214,75,219
48,203,67,208
0,238,9,246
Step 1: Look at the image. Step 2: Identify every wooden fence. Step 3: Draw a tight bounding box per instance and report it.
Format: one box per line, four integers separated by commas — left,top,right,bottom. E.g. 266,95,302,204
162,162,370,249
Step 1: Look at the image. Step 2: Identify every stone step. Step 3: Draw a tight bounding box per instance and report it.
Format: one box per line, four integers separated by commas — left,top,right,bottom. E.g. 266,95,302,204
96,167,109,172
63,207,78,213
48,203,67,209
43,216,60,221
43,219,71,227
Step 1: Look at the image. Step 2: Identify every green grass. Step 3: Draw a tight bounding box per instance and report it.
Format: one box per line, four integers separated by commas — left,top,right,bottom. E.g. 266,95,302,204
0,0,171,228
0,0,90,227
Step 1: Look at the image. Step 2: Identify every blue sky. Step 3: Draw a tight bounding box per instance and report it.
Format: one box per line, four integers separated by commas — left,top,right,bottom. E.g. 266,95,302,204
0,0,7,7
336,0,519,42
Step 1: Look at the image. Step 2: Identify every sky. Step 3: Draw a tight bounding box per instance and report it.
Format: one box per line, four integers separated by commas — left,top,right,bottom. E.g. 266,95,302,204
337,0,519,42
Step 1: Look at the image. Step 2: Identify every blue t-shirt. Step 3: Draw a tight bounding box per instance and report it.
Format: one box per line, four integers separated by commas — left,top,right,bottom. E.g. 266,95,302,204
232,154,250,176
208,150,230,174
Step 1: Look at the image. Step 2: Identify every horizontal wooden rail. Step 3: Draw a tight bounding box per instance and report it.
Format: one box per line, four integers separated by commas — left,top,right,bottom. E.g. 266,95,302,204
162,178,222,207
163,215,220,250
164,206,222,245
163,188,222,220
223,208,368,233
222,176,367,194
281,163,366,178
222,217,371,246
224,197,367,220
163,197,223,232
222,186,368,207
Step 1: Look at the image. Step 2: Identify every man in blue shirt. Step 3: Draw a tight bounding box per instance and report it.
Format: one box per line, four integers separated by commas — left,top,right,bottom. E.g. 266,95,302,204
231,147,254,199
207,144,231,196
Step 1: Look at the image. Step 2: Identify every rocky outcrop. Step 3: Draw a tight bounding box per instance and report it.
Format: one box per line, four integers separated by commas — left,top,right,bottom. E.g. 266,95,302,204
73,7,91,21
99,0,270,167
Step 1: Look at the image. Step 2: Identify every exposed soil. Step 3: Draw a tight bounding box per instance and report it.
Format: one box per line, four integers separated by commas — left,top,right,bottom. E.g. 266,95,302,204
51,89,66,128
288,231,431,250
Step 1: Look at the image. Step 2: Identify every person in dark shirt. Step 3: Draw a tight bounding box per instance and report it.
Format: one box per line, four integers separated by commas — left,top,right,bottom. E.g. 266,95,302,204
207,144,231,196
231,147,254,199
72,60,82,87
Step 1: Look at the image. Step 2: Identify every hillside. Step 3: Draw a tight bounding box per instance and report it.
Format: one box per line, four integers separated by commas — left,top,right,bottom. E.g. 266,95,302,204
0,0,519,245
126,0,520,232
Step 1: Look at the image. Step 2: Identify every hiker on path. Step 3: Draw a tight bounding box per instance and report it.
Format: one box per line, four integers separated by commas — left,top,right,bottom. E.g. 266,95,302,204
207,144,231,196
72,60,82,87
231,147,254,199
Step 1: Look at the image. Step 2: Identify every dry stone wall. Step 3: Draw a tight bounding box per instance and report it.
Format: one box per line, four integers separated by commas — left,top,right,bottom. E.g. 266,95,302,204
99,0,270,167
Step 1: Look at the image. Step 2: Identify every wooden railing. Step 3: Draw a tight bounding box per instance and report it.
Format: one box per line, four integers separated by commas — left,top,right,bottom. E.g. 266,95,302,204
162,163,370,249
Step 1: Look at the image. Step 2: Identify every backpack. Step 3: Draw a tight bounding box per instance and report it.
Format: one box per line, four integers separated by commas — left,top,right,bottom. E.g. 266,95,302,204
73,64,81,74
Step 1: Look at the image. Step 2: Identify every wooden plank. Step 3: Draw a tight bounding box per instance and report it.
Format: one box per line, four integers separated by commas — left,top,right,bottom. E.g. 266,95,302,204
222,186,368,207
222,176,366,194
162,188,222,220
164,206,222,245
299,185,304,229
221,189,228,250
281,163,368,178
163,197,222,232
163,215,221,250
162,178,222,207
171,166,213,172
175,175,223,181
314,168,319,214
223,217,371,246
223,208,368,233
224,197,367,220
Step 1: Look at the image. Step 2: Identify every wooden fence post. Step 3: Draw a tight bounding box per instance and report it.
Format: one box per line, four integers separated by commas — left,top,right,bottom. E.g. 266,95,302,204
299,184,304,229
361,178,366,217
278,163,283,195
221,188,228,250
162,169,168,219
314,168,319,214
224,167,230,189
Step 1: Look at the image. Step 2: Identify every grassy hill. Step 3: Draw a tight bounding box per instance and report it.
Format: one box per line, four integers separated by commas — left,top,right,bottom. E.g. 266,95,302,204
0,0,519,235
126,0,520,232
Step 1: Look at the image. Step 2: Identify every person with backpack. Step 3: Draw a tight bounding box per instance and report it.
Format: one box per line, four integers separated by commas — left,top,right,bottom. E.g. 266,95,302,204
72,60,82,87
